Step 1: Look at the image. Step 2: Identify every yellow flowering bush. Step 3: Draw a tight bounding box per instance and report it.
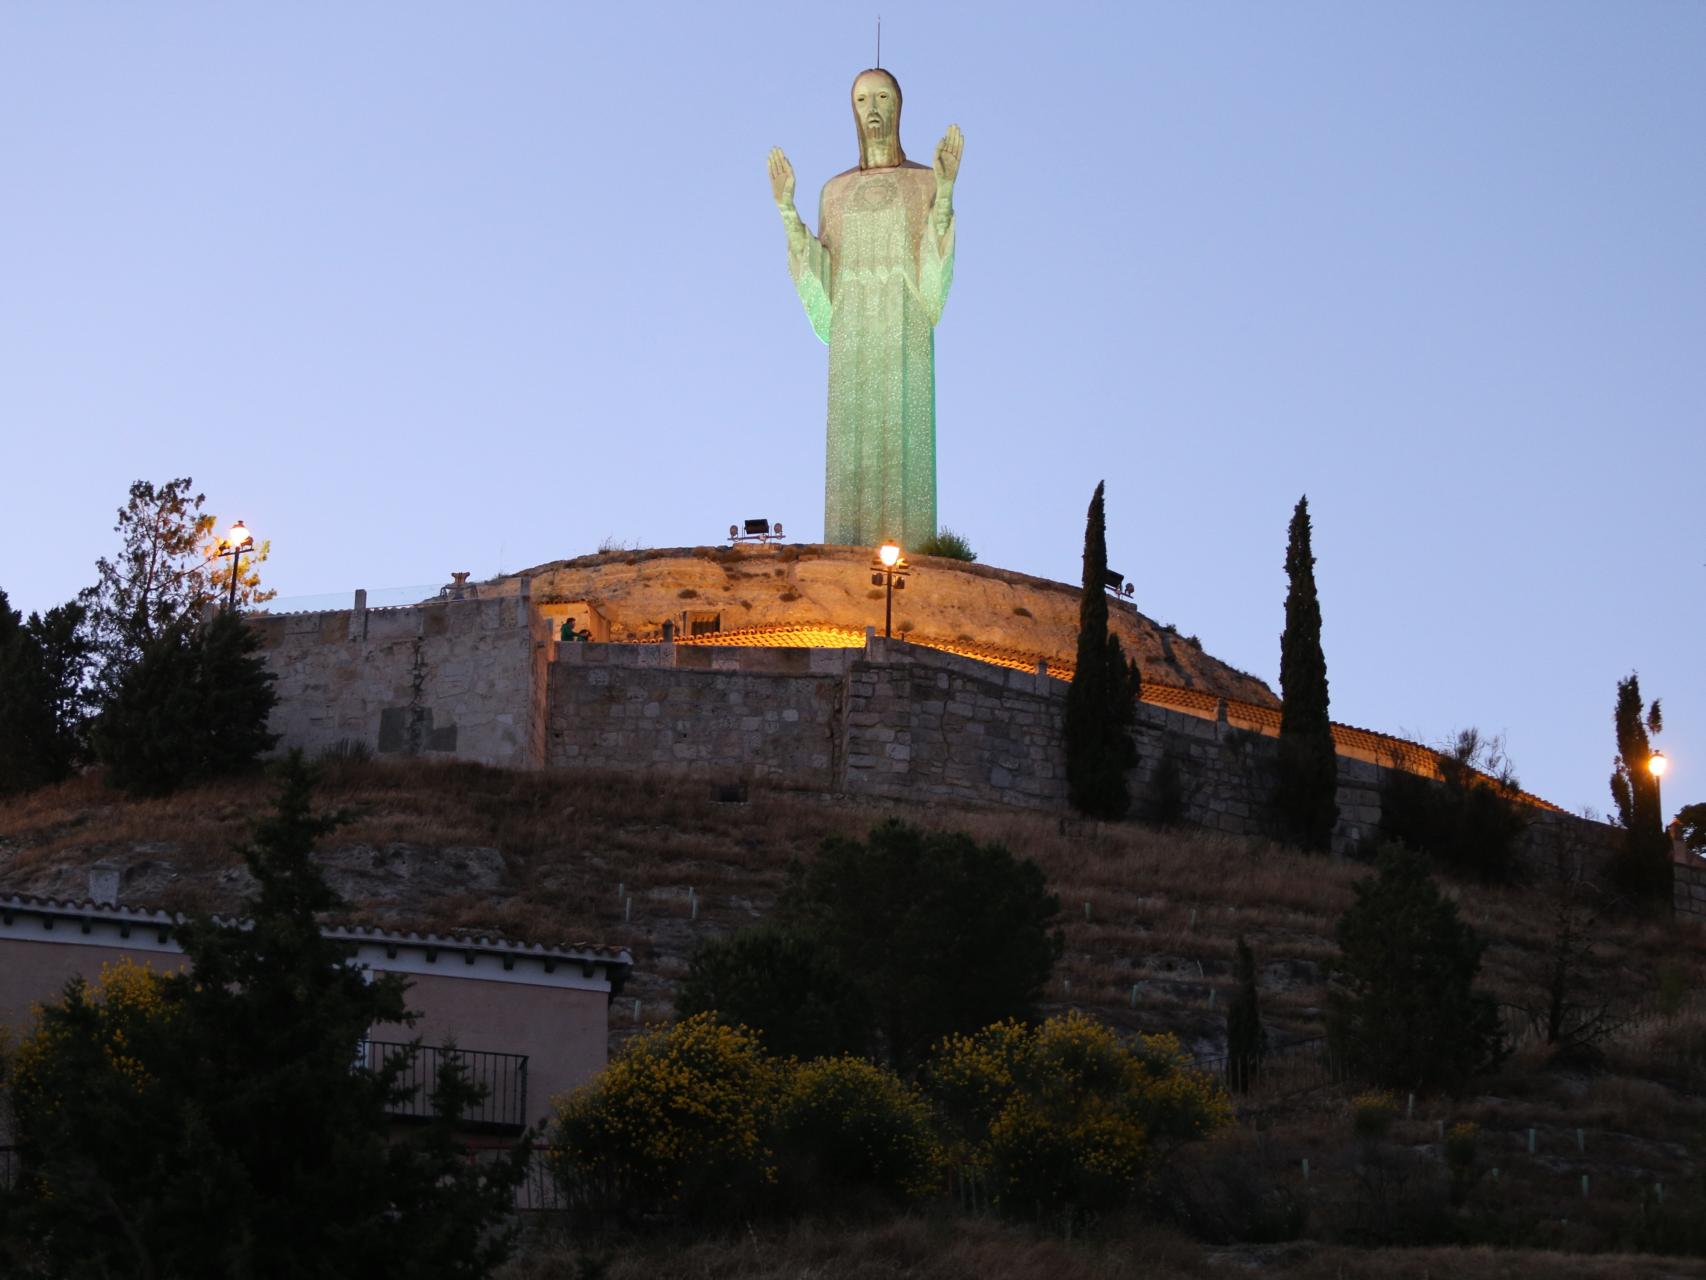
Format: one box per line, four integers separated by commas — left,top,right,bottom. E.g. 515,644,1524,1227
925,1018,1031,1158
1350,1089,1400,1139
926,1012,1231,1218
11,959,174,1108
550,1013,781,1218
775,1055,942,1205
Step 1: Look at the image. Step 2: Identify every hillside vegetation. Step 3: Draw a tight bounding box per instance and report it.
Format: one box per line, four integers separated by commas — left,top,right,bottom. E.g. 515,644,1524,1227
3,761,1704,1269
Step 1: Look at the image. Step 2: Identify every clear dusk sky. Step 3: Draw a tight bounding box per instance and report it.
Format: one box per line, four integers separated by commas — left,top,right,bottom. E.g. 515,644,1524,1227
1,3,1701,820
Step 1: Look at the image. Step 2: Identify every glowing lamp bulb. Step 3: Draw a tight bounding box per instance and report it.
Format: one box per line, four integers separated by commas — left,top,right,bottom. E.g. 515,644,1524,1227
877,541,901,568
227,520,252,548
1648,751,1668,779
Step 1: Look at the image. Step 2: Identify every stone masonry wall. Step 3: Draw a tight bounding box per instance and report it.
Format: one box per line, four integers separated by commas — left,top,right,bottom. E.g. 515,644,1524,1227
1126,700,1630,869
253,593,550,770
838,639,1067,809
547,643,844,786
1675,859,1706,929
547,638,1069,811
259,604,1686,918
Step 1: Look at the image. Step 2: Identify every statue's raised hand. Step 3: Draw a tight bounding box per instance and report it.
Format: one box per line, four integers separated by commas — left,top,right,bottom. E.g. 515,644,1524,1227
768,147,796,211
933,124,963,189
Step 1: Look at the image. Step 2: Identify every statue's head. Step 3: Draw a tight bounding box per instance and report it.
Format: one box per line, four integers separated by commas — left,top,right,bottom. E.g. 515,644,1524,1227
851,68,904,168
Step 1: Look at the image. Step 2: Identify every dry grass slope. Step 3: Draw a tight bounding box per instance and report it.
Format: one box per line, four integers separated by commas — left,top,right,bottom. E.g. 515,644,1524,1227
3,761,1704,1265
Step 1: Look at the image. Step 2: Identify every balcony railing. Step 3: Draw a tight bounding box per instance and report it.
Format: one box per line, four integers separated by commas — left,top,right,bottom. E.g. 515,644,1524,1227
360,1041,529,1133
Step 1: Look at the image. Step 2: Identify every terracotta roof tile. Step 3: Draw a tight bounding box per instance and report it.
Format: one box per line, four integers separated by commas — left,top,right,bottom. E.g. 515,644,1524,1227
0,895,632,967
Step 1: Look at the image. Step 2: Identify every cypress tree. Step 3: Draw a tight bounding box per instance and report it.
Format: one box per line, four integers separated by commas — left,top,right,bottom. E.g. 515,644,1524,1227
1608,672,1672,904
1225,936,1265,1093
1065,482,1138,819
1275,495,1339,851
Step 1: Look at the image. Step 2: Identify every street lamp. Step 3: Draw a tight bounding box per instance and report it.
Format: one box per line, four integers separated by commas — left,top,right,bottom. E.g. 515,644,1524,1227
1649,750,1668,828
216,519,255,612
871,540,908,639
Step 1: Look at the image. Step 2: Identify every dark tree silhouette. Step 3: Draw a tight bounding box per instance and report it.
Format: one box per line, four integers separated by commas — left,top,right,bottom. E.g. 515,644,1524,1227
1065,481,1139,819
1275,495,1339,851
1608,672,1672,905
1327,846,1505,1092
3,755,529,1278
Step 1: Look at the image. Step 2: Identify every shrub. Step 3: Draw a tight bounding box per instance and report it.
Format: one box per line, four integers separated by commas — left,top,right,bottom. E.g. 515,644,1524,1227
551,1013,779,1220
675,926,873,1060
1379,729,1529,883
1327,846,1505,1092
1350,1090,1399,1139
925,1013,1230,1222
784,821,1060,1073
9,958,174,1103
774,1056,941,1206
917,529,977,561
924,1018,1033,1159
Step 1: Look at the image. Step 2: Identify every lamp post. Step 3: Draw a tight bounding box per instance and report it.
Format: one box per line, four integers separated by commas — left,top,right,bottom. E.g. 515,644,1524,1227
1649,750,1668,831
216,520,255,613
871,540,908,639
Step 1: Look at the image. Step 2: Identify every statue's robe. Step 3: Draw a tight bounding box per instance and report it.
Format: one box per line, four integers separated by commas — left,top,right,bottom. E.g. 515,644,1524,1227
787,161,955,550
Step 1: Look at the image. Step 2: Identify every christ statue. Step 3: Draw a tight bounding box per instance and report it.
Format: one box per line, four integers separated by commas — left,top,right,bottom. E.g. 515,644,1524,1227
769,69,963,551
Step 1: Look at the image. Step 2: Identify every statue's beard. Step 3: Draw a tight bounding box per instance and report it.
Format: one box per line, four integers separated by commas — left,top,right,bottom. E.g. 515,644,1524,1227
858,119,904,168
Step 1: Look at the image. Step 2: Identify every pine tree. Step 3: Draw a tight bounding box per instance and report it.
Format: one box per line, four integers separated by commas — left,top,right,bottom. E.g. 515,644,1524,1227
5,755,530,1277
1275,495,1339,851
0,589,92,795
1065,482,1139,819
1608,672,1672,904
94,610,278,796
80,477,274,699
1224,936,1265,1093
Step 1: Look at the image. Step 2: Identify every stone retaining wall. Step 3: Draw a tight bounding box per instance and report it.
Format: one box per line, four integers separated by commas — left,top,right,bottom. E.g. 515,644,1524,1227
547,638,1070,811
839,638,1067,809
252,593,550,771
256,609,1674,917
547,642,844,786
1677,859,1706,928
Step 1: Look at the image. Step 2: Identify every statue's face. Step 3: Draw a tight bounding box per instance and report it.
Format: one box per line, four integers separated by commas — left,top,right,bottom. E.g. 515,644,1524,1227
852,71,900,144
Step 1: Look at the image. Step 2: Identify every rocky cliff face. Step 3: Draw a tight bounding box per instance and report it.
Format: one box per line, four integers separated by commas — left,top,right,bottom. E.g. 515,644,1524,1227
487,545,1276,708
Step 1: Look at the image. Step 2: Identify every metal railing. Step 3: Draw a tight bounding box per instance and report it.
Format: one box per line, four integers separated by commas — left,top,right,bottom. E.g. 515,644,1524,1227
360,1041,529,1132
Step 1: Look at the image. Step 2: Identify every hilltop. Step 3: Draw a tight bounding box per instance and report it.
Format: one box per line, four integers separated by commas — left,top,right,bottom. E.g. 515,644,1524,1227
483,543,1278,707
